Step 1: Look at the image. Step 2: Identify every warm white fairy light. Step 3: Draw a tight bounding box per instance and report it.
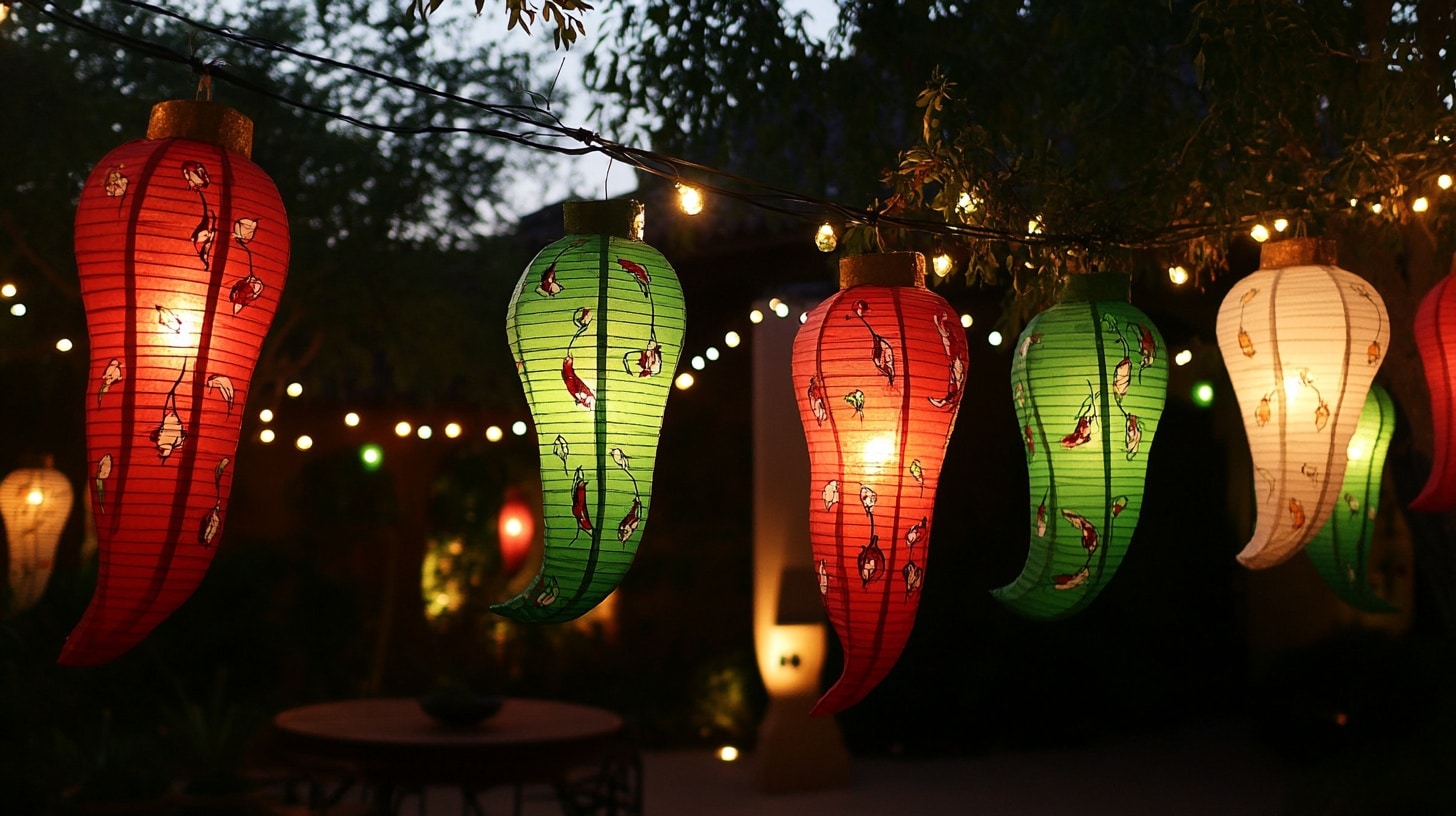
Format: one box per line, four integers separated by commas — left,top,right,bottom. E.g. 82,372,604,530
691,355,706,370
987,330,1004,347
511,421,528,436
749,309,764,324
1027,216,1044,235
773,302,790,318
814,223,837,252
259,429,276,444
1414,196,1430,213
1371,202,1384,214
55,338,73,352
1273,218,1289,233
1250,224,1270,242
675,372,695,390
724,331,741,348
1349,197,1360,207
1441,174,1454,190
1174,349,1193,366
444,422,462,438
10,303,26,317
1167,265,1190,286
0,283,15,298
295,435,314,451
344,412,360,427
676,183,704,216
485,425,504,442
417,425,433,440
259,409,274,423
956,191,980,214
960,313,973,328
705,346,720,361
394,421,412,437
768,297,783,311
717,745,739,762
932,253,953,277
286,382,303,398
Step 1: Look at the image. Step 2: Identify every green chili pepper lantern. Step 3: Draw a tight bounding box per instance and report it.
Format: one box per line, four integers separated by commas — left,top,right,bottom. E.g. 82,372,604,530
994,272,1168,619
492,200,684,623
1305,384,1398,613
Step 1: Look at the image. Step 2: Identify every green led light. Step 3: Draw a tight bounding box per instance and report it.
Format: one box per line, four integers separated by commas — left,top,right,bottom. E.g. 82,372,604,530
1191,381,1214,407
360,444,384,471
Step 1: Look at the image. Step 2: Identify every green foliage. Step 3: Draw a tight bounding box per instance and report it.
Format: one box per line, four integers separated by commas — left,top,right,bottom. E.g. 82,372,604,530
406,0,594,49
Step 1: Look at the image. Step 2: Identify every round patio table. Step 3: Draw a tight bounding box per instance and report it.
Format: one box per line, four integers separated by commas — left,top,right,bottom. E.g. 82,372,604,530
273,697,625,813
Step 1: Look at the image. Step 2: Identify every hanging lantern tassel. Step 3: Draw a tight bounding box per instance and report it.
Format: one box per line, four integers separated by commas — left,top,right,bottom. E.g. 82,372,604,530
493,200,685,623
1,458,75,614
792,252,967,715
1215,238,1387,570
993,273,1168,619
1411,263,1456,512
1305,384,1398,612
61,101,290,665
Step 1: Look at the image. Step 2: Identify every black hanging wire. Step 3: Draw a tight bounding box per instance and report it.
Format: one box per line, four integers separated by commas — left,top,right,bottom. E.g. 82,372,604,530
24,0,1224,251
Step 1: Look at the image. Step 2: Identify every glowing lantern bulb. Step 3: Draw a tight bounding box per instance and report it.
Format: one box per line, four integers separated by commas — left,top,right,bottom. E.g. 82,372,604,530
814,223,837,252
676,183,704,216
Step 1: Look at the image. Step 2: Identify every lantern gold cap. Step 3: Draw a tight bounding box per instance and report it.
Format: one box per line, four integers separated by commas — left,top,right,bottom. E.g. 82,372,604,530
839,252,926,289
147,100,254,158
1259,237,1337,269
1060,272,1130,303
563,199,645,240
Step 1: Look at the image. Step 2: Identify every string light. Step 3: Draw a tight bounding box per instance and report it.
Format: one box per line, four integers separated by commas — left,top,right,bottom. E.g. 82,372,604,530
705,346,720,361
417,425,433,440
749,309,764,324
1167,265,1190,285
773,302,790,318
10,303,26,317
691,355,706,370
286,382,304,398
814,223,837,252
1250,224,1271,242
259,429,276,444
444,422,462,438
360,444,383,470
1439,173,1454,190
1273,218,1289,233
485,425,504,442
1414,196,1430,212
511,421,528,436
0,283,14,298
675,182,704,215
55,338,73,352
959,313,973,328
674,372,695,390
295,435,314,451
259,409,274,423
1174,349,1193,366
344,411,360,427
987,330,1004,346
394,421,412,437
1371,202,1384,214
724,331,741,348
932,253,953,277
1191,381,1215,407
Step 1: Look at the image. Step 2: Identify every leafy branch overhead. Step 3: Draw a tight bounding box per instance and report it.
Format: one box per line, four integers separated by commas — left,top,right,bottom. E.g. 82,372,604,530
407,0,594,49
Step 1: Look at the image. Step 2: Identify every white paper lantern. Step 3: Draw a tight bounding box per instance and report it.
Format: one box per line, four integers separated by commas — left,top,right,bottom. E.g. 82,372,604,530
0,459,74,612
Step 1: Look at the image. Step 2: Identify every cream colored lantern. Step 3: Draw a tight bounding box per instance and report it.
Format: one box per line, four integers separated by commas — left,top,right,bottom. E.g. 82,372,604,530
0,459,74,612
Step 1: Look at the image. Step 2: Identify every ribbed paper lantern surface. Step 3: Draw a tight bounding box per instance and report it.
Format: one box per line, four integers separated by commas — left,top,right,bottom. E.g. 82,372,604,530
993,273,1168,619
62,101,289,665
1411,266,1456,511
492,200,684,623
792,252,967,715
1215,239,1386,570
0,461,74,613
1305,384,1397,612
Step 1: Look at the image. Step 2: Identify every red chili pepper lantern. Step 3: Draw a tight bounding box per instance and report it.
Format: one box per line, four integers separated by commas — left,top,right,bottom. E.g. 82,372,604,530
1412,264,1456,512
792,252,967,715
60,101,289,665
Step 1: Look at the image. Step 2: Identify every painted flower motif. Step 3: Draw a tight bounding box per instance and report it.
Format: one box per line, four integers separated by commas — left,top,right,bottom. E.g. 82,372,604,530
205,374,236,414
821,480,840,511
624,338,663,377
844,389,866,419
1288,497,1306,530
181,161,210,190
909,459,924,489
1054,568,1091,590
570,467,593,532
858,535,884,587
95,454,113,514
151,410,187,460
1256,395,1272,426
902,560,924,598
534,575,560,607
618,258,651,296
573,307,593,332
553,435,570,474
1113,356,1132,400
618,497,642,543
155,305,184,333
230,275,264,314
192,214,217,269
806,375,828,424
1137,324,1157,369
104,166,129,198
1124,415,1142,458
905,517,927,548
1019,333,1043,358
859,485,877,515
1035,494,1048,537
98,358,124,408
199,505,221,547
1062,509,1098,553
536,264,564,297
816,559,829,596
562,356,596,410
233,217,258,244
1061,416,1093,448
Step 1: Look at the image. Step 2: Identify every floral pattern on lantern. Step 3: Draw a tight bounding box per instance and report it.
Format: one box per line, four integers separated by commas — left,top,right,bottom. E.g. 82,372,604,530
492,200,684,623
1411,265,1456,512
792,252,966,715
1215,238,1387,570
61,101,289,665
1305,384,1398,612
1,460,74,613
993,273,1167,619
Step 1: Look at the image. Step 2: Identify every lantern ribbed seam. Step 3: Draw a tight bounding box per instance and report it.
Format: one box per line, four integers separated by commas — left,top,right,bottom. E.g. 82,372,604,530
814,305,852,634
1310,269,1355,539
1090,302,1112,596
1267,273,1288,540
870,285,913,667
1018,340,1057,588
573,233,610,608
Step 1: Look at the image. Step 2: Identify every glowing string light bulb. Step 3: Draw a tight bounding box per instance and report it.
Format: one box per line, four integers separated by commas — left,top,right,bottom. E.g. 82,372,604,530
1414,196,1430,213
1167,265,1190,286
675,183,704,216
932,253,953,278
814,223,837,252
1250,224,1271,243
